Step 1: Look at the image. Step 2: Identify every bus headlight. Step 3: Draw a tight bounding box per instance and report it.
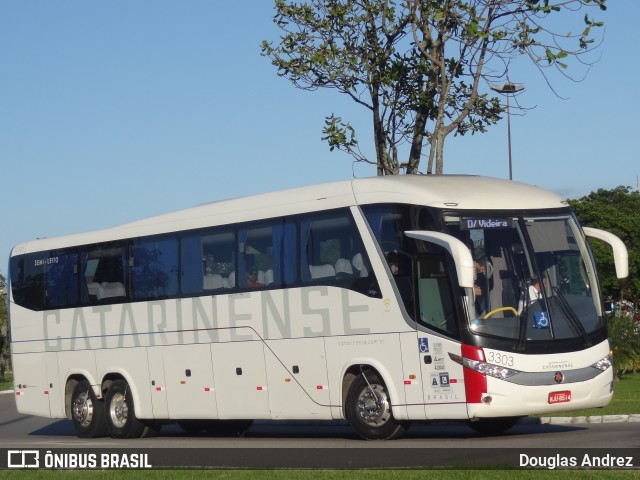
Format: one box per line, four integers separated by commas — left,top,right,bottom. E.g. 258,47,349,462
591,354,613,371
462,358,520,379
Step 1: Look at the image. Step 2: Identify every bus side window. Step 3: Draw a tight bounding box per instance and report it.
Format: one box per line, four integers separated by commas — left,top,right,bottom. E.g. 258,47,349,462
45,250,79,309
10,254,45,311
416,254,459,338
300,210,378,297
183,229,237,294
82,245,127,305
130,237,179,301
239,221,286,290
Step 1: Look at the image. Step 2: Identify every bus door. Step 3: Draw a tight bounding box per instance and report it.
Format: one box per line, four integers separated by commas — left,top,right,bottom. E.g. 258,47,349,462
264,337,331,419
414,254,467,419
147,344,218,420
210,336,271,420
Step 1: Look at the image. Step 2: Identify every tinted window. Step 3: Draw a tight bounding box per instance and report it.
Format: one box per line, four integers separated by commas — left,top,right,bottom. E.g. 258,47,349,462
182,228,237,294
45,250,79,309
239,222,281,289
363,204,441,316
301,209,378,297
82,244,127,305
10,254,45,311
416,254,459,338
131,237,179,300
10,210,380,310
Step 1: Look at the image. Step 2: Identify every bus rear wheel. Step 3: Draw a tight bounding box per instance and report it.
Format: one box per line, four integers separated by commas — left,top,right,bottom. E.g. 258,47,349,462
104,379,146,439
346,370,406,440
70,380,107,438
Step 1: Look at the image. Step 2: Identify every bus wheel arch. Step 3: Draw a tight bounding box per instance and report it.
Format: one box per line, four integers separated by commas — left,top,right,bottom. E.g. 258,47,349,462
342,365,407,440
65,372,100,419
100,373,158,439
68,377,107,438
101,372,126,399
65,376,82,420
103,377,146,439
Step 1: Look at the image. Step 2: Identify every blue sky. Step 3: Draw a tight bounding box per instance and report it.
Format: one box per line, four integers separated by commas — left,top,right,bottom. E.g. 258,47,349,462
1,1,637,275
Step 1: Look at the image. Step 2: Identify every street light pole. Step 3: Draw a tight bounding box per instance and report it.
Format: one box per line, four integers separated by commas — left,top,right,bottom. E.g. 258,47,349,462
491,83,525,180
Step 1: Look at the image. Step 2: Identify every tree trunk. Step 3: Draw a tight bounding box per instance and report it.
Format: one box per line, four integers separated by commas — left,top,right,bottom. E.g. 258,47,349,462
407,110,427,174
435,132,445,175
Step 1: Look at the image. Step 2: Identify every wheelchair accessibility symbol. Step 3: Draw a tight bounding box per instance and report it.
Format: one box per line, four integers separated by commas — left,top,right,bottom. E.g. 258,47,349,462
418,338,429,353
534,311,550,329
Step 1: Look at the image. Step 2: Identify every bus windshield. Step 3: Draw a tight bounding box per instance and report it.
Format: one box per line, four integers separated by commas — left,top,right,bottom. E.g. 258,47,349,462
444,213,604,342
362,204,606,347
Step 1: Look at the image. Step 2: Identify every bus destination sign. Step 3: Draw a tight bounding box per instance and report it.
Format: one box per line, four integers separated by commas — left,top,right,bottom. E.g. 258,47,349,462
461,218,513,230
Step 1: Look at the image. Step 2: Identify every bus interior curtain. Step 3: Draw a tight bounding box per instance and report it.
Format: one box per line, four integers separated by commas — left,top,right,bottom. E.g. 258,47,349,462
181,235,204,293
283,221,297,286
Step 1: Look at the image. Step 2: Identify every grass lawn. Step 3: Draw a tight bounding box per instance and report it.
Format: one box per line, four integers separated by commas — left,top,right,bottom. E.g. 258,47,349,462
0,372,12,391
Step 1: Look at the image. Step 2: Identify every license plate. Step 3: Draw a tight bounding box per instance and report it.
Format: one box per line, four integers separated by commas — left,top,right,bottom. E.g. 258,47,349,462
548,390,571,404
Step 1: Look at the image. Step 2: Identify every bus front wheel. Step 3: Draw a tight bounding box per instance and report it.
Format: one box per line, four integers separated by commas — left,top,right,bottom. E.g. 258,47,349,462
345,370,406,440
104,379,146,439
70,380,107,438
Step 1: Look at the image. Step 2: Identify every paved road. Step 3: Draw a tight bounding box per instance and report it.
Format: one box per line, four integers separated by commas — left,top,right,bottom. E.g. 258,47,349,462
1,392,638,468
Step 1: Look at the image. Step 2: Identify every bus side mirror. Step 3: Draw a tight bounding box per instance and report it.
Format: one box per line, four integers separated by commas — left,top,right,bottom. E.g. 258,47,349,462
582,227,629,279
405,231,474,288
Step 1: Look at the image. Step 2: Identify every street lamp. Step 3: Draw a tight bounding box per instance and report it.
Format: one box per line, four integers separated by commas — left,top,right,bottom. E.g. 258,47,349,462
490,83,525,181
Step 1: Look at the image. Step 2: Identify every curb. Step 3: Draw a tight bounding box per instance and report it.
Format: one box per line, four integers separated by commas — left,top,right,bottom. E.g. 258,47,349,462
530,414,640,425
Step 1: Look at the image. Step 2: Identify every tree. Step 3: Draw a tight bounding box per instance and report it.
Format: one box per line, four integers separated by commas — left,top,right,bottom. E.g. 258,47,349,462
607,312,640,379
262,0,606,175
568,186,640,304
570,187,640,380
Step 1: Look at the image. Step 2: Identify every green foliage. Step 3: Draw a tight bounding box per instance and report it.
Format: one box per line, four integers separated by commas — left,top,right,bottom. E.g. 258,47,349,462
569,187,640,381
568,186,640,302
262,0,606,176
607,312,640,378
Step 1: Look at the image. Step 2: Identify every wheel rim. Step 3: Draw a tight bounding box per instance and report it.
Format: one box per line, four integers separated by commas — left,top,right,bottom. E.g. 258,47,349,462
72,389,93,427
109,392,129,428
356,384,391,427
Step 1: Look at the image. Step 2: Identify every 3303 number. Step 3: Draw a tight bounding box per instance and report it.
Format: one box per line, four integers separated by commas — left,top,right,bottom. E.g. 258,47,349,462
487,351,514,367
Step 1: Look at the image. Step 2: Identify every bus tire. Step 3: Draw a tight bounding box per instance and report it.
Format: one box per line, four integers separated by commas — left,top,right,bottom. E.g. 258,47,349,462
104,379,146,439
466,416,521,435
70,380,107,438
345,370,406,440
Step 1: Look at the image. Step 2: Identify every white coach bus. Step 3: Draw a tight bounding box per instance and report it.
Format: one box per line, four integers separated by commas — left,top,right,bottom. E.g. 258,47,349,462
8,175,628,440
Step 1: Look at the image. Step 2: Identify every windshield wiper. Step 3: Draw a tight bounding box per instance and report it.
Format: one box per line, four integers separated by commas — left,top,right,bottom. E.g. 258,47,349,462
552,286,592,347
516,281,531,351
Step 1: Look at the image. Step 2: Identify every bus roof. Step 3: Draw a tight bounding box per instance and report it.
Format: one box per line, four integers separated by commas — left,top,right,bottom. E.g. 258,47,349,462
11,175,567,255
